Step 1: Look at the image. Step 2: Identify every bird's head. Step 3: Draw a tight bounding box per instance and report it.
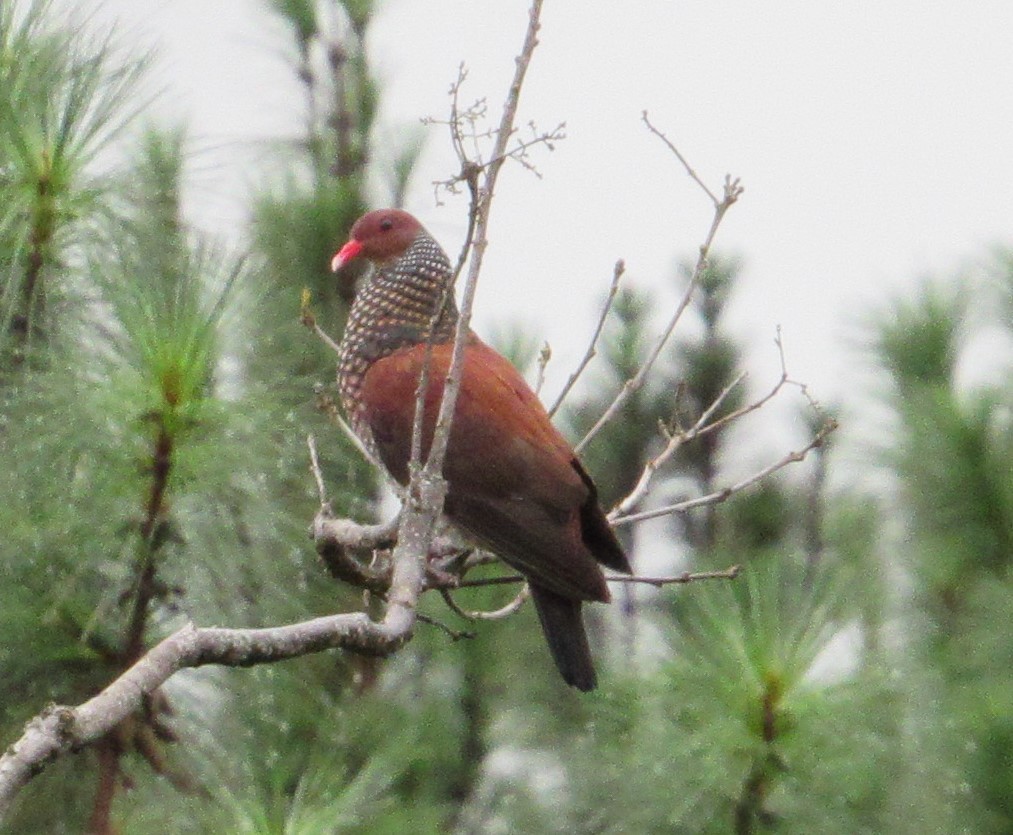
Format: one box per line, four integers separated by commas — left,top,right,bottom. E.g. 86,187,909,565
331,209,424,272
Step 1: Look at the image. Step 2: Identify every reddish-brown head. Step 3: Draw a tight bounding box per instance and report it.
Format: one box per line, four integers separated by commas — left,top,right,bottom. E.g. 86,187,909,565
331,209,424,272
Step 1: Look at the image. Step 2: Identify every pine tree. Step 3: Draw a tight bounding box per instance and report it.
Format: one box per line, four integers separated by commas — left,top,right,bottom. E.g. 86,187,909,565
0,1,427,830
491,255,902,834
872,272,1012,833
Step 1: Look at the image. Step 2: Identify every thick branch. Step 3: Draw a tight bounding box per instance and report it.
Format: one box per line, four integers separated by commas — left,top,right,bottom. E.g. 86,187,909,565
0,609,413,817
0,434,441,817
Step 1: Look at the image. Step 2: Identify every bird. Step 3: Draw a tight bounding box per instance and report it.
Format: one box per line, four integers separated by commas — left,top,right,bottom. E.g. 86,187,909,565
331,208,632,691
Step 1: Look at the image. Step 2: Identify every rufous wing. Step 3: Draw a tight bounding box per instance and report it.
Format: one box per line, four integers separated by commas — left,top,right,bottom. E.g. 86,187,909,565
359,338,615,602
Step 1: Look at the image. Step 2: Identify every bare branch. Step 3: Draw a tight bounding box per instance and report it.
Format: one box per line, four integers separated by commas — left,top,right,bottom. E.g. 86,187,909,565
609,327,834,519
302,295,393,477
311,386,396,488
576,168,742,454
416,612,476,641
452,567,740,589
423,0,545,481
0,609,415,816
609,328,802,519
642,110,720,207
307,433,329,507
313,510,398,594
440,583,531,621
610,564,741,586
313,512,400,552
429,68,563,198
300,288,342,355
454,573,525,588
485,119,566,179
447,63,476,168
609,369,748,519
612,419,838,527
547,258,625,417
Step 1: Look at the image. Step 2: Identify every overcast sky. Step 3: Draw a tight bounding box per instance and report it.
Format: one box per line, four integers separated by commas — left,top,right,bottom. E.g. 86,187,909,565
82,0,1013,466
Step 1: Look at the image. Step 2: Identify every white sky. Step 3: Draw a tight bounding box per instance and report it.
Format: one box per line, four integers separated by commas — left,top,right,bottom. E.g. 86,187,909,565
82,0,1013,464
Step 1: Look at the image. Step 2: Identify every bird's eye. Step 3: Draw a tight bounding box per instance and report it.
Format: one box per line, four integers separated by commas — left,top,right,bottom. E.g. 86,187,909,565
379,218,394,232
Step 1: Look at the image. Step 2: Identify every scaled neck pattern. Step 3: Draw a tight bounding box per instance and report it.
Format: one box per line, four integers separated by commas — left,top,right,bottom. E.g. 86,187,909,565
337,232,460,429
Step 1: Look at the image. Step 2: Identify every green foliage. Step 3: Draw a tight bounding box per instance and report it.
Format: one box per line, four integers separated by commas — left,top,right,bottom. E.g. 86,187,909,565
0,3,381,817
269,0,319,50
0,0,148,367
478,561,899,835
255,179,365,305
872,269,1013,832
873,282,966,390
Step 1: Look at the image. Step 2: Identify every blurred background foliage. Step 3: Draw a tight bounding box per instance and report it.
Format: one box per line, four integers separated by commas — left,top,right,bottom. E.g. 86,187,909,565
0,1,1009,833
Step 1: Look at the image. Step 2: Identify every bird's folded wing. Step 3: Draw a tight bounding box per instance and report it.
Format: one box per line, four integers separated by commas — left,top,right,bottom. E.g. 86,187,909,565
360,339,609,601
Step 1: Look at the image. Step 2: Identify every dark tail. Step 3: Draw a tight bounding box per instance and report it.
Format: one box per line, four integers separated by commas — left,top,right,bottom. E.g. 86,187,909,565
530,584,597,691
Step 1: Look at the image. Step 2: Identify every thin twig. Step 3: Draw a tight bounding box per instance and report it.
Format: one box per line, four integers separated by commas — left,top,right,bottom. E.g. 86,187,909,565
423,0,544,481
612,420,837,527
452,567,741,589
417,612,476,641
303,297,389,474
661,327,793,447
482,121,566,178
642,110,719,206
307,434,329,507
311,385,395,488
547,258,625,417
609,327,799,519
576,173,742,454
440,583,531,620
609,328,828,518
611,565,741,586
455,574,528,589
300,289,343,354
609,369,748,518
